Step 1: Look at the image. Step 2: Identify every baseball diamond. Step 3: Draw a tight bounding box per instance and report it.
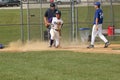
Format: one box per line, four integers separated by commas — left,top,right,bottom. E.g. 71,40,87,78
0,1,120,80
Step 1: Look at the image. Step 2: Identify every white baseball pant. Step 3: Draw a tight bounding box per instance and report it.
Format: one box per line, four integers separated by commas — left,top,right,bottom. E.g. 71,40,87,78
91,24,108,45
50,29,60,47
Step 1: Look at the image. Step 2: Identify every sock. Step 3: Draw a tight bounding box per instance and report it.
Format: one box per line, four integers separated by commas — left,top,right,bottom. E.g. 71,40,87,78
50,40,54,46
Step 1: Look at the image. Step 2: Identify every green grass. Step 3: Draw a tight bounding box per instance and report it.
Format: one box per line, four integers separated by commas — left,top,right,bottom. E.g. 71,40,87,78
0,51,120,80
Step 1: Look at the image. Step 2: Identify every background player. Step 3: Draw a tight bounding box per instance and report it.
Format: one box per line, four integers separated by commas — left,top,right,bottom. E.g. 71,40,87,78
87,2,110,48
49,10,63,48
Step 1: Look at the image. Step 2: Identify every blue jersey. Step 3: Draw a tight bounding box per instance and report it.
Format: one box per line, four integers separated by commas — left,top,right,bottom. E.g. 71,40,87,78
93,8,103,24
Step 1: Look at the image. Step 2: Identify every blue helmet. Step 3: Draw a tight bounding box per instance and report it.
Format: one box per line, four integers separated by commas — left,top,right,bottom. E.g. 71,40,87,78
94,2,101,6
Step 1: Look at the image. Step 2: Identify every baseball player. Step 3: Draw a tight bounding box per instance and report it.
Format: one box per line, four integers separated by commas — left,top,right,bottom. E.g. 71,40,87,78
87,2,110,48
44,2,58,42
49,10,63,48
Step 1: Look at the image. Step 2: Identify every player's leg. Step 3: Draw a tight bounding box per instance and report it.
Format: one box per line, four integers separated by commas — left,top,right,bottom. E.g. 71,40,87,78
49,29,55,47
55,39,60,48
91,25,99,45
47,25,51,40
98,24,108,42
54,31,60,48
98,24,110,48
87,25,99,48
87,25,98,48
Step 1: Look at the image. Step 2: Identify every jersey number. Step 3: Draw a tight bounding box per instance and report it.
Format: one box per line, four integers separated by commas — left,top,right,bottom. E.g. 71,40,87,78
99,12,103,19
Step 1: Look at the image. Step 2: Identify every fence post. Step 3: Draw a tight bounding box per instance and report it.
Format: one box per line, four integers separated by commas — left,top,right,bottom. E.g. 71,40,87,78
27,0,30,41
110,0,114,26
71,0,75,42
40,0,43,41
20,1,24,43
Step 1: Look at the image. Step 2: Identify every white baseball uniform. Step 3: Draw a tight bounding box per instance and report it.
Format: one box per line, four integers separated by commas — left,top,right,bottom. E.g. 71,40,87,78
50,17,63,47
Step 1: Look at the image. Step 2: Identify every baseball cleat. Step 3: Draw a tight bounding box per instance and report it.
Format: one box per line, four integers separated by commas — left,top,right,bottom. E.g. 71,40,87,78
55,45,61,48
49,45,52,47
104,42,110,48
87,45,94,48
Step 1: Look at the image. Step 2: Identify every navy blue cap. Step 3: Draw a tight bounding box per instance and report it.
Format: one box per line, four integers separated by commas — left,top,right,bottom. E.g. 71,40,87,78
50,3,55,7
94,2,101,6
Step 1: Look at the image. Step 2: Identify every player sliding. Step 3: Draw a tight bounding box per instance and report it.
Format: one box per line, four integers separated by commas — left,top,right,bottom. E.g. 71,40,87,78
49,10,63,48
87,2,110,48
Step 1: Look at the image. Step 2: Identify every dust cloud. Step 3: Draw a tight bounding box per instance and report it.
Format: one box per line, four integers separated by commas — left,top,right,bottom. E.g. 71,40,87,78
1,40,120,54
4,40,51,52
3,40,83,52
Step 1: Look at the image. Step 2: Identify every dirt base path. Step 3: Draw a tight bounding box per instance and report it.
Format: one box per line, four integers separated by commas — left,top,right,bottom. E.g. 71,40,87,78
63,44,120,54
0,41,120,54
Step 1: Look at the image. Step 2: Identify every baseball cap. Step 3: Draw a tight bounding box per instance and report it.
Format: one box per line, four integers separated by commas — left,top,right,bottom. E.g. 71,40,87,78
94,2,101,6
50,3,55,7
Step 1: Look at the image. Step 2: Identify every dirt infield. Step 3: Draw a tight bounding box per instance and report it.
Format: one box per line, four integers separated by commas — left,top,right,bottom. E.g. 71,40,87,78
0,40,120,54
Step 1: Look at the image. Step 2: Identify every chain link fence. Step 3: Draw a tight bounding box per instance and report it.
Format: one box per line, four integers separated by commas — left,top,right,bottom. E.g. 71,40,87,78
0,0,119,45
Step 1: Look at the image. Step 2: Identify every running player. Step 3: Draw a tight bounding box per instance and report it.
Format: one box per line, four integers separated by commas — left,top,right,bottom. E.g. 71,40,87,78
49,10,63,48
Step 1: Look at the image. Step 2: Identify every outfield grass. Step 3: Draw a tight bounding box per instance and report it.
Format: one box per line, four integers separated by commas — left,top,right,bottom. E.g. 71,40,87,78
0,5,119,25
0,51,120,80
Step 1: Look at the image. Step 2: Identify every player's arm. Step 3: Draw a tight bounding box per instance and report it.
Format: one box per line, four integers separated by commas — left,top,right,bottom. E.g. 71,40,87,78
96,18,98,25
44,17,50,27
60,20,64,28
44,17,47,26
61,23,63,28
95,10,100,30
44,10,51,28
95,18,99,31
59,23,63,36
